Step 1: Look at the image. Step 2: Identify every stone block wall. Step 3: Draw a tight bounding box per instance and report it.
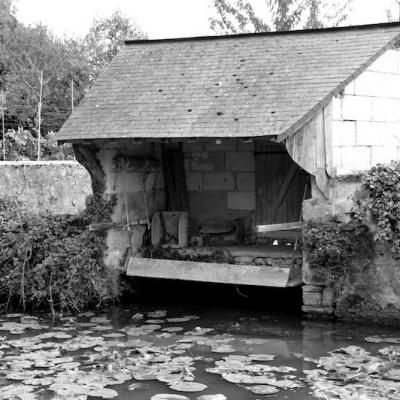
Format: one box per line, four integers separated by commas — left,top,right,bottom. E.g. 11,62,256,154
331,49,400,176
0,161,91,214
183,139,255,228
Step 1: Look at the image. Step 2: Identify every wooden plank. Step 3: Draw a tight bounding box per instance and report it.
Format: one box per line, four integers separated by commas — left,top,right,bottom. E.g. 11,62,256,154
256,222,303,233
89,220,147,231
127,257,293,288
323,103,334,178
270,164,298,222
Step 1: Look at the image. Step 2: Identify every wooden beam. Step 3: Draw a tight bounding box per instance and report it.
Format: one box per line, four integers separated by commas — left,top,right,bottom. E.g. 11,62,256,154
89,220,147,231
127,257,299,288
256,222,303,233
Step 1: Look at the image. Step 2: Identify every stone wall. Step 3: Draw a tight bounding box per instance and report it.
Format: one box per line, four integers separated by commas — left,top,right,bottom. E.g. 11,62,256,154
183,138,255,228
331,49,400,176
301,49,400,322
0,161,91,214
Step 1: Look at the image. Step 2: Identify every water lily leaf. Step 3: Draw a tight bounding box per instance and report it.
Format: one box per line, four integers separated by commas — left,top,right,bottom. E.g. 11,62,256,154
0,384,36,399
245,385,280,394
168,381,207,392
128,382,149,391
151,395,189,400
6,371,41,380
24,377,54,386
185,328,213,336
197,395,227,400
241,338,269,345
90,317,111,324
37,331,72,340
248,354,275,362
163,327,184,333
133,372,158,380
92,325,114,331
148,310,168,318
78,311,95,317
211,345,235,353
146,319,165,324
86,387,118,398
102,332,125,338
383,368,400,381
365,336,383,343
167,316,199,323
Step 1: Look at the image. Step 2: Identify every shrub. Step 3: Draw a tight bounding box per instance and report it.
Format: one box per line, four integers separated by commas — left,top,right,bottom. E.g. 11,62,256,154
0,128,74,161
354,161,400,253
303,218,373,294
0,195,126,315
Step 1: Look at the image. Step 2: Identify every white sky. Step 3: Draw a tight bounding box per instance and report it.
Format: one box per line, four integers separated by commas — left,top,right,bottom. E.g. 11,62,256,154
14,0,400,40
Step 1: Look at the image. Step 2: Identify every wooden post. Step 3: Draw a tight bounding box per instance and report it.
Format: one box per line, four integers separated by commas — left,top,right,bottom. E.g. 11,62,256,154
0,91,5,161
71,79,74,111
37,71,43,161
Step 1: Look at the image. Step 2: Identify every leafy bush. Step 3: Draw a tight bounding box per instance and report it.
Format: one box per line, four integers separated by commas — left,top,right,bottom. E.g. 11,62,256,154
0,195,126,315
303,219,373,291
354,161,400,253
0,128,74,161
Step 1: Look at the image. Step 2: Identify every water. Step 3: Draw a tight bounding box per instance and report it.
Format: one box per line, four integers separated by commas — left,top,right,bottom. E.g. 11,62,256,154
1,296,400,400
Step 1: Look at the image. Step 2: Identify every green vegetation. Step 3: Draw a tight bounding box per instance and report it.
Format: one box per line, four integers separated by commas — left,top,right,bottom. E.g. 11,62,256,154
0,195,128,315
0,1,146,153
354,161,400,254
303,219,373,294
210,0,352,34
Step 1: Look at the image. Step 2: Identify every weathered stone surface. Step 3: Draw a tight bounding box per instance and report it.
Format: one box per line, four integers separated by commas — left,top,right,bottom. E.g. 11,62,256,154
204,172,235,191
227,191,255,210
188,151,225,171
302,260,326,286
0,161,91,214
335,246,400,322
225,151,255,171
236,172,255,191
303,291,322,307
303,285,324,293
186,173,203,192
322,287,334,307
302,198,332,221
302,306,335,315
234,256,254,265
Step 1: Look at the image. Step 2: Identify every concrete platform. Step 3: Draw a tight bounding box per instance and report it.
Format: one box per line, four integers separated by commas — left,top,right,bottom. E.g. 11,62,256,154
126,252,302,288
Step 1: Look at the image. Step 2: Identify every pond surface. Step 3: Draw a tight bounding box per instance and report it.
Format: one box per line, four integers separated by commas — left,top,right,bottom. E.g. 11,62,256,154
1,302,400,399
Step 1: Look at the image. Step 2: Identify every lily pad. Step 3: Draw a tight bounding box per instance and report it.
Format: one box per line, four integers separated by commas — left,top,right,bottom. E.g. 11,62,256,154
169,381,207,392
148,310,168,318
245,385,280,394
163,327,184,333
151,395,189,400
167,316,199,323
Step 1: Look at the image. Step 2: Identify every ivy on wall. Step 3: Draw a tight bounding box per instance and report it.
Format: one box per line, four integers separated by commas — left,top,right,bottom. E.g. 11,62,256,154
303,219,373,292
354,161,400,253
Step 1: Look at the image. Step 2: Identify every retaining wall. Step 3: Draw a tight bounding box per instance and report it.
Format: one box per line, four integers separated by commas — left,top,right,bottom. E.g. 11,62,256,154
0,161,91,214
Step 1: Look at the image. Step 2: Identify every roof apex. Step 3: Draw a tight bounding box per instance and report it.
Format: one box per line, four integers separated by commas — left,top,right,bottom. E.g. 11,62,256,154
124,21,400,45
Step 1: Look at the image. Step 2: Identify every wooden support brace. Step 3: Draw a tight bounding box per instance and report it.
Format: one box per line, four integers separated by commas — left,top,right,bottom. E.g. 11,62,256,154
89,220,148,231
256,222,303,233
270,164,298,222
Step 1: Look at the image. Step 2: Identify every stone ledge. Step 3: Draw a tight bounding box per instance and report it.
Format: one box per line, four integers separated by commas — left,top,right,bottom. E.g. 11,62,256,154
302,305,334,315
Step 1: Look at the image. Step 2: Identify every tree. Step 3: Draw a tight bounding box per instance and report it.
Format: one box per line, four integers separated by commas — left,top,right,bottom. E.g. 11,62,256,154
210,0,353,34
81,10,147,78
0,3,146,138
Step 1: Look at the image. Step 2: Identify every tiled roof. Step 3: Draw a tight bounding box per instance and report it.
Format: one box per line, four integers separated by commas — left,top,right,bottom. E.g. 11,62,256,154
58,23,400,141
